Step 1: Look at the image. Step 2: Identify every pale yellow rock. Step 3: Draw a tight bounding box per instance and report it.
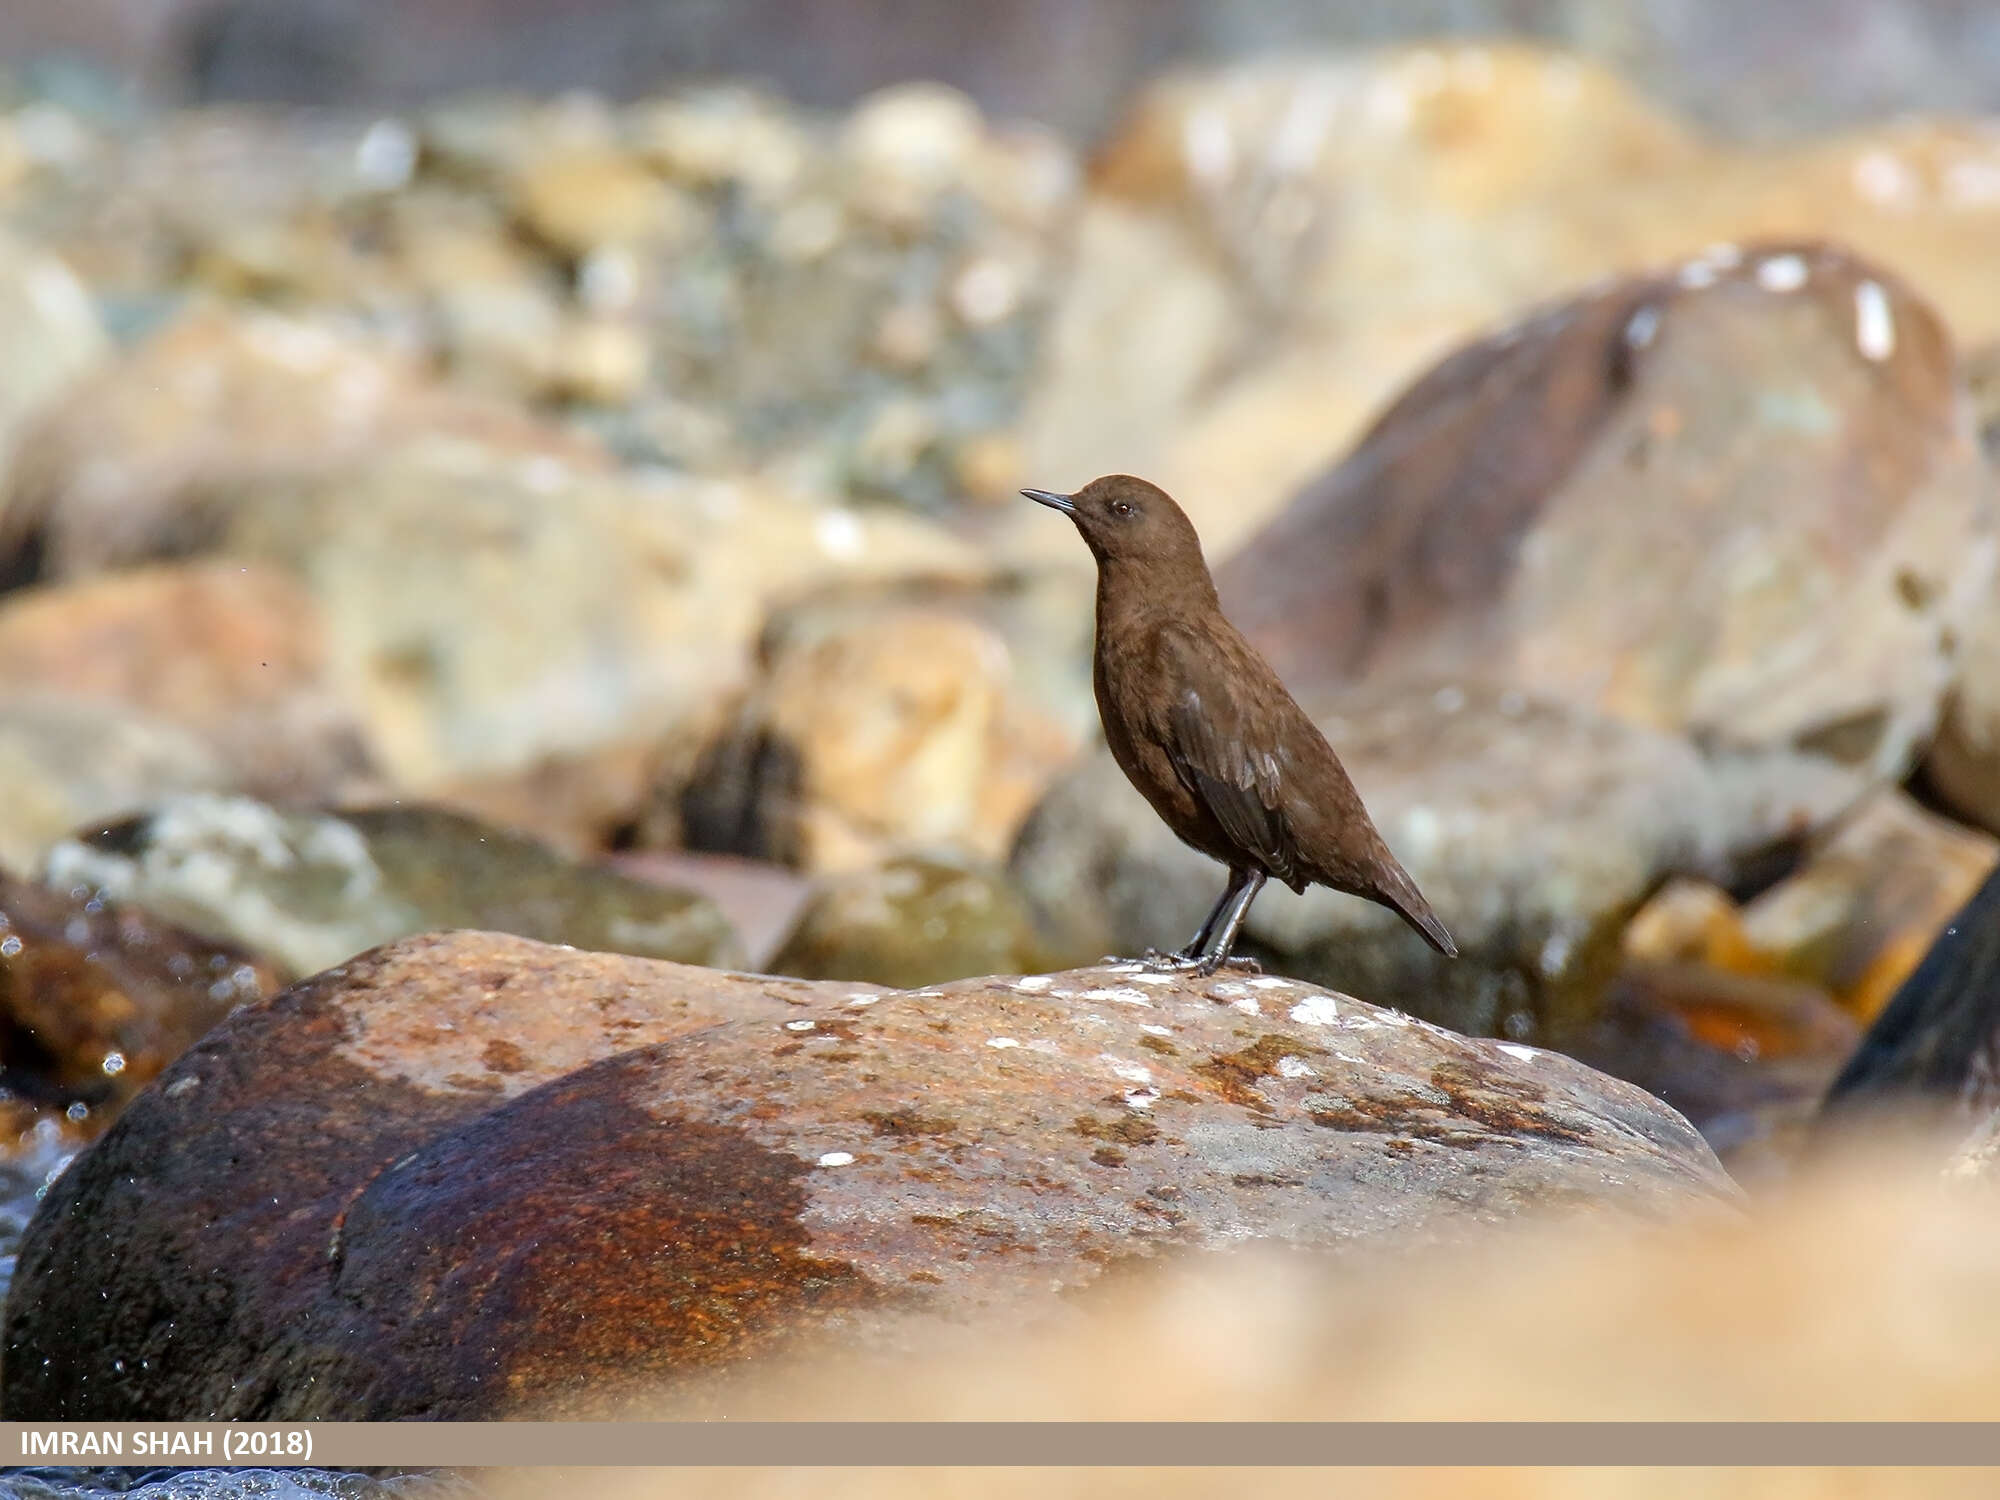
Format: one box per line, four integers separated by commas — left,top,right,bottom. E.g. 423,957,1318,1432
224,454,986,793
756,608,1076,870
1738,788,1998,1021
511,148,698,255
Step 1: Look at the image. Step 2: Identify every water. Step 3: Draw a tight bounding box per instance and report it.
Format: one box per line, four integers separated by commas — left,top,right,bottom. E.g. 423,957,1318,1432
0,1140,473,1500
0,1472,471,1500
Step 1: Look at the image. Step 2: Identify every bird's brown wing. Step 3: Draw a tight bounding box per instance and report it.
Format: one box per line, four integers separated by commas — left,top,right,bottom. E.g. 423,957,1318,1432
1155,627,1308,888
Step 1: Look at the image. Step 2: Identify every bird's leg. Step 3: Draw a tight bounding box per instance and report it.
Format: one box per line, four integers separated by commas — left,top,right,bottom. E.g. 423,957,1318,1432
1194,869,1268,977
1177,868,1251,961
1142,868,1251,971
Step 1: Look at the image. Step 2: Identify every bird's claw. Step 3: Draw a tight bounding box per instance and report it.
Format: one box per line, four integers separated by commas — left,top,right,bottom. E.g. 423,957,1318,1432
1138,947,1203,973
1191,953,1263,978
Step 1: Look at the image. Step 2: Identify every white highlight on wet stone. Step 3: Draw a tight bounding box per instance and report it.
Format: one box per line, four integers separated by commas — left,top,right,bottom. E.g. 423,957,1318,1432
1079,1013,1110,1027
1080,987,1153,1007
846,995,881,1008
1755,254,1808,292
814,508,865,559
354,118,417,189
1275,1055,1316,1080
1249,977,1295,990
1012,976,1054,992
1129,973,1177,986
1101,1056,1154,1085
1123,1087,1161,1110
1852,147,1919,209
1209,982,1248,998
817,1152,855,1167
1623,304,1660,350
987,1037,1021,1049
1230,997,1261,1017
1854,279,1896,361
784,1019,817,1032
1140,1023,1173,1036
1498,1044,1540,1063
1289,995,1342,1027
1182,106,1236,184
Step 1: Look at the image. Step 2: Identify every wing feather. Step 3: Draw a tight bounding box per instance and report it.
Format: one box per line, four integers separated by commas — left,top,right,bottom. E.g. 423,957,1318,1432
1156,632,1305,886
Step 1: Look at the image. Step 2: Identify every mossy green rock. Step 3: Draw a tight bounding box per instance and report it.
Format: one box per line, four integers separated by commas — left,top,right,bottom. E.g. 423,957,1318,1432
767,855,1063,989
41,794,743,979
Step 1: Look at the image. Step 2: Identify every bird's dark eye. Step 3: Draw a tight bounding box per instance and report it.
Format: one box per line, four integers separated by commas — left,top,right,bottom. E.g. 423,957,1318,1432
1111,500,1134,517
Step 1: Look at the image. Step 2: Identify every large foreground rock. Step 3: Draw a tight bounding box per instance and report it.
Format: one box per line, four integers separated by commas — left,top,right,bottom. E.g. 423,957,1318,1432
5,932,1734,1419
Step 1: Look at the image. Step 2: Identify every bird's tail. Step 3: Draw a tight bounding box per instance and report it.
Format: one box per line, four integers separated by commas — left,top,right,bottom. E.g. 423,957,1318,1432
1376,863,1458,958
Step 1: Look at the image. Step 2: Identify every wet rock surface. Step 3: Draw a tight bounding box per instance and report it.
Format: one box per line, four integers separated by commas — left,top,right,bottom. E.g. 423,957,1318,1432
0,871,273,1138
6,931,1734,1420
41,795,744,981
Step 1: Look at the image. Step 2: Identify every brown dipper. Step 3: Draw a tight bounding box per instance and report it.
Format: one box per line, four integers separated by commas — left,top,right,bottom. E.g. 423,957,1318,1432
1023,474,1457,975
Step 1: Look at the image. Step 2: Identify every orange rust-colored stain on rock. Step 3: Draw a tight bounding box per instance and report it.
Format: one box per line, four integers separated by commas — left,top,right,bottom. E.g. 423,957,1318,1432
1193,1034,1325,1111
1427,1060,1589,1145
1090,1146,1127,1167
1138,1034,1179,1057
861,1108,958,1138
482,1038,530,1074
325,1046,883,1416
1308,1062,1590,1148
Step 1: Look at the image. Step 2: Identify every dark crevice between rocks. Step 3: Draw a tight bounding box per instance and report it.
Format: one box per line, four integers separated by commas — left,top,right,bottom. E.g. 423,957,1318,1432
1819,859,2000,1129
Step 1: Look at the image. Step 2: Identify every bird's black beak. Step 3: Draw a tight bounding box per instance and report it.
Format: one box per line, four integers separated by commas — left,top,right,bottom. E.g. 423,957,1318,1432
1021,488,1077,515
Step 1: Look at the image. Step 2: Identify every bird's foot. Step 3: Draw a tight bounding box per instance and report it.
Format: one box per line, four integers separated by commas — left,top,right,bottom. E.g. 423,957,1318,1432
1138,947,1205,973
1192,953,1263,978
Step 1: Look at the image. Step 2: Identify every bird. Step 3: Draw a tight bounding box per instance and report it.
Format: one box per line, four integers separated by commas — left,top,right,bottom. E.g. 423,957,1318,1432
1023,474,1457,976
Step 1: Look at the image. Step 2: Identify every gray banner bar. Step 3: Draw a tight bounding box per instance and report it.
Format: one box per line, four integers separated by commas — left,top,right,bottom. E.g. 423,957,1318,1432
9,1423,2000,1467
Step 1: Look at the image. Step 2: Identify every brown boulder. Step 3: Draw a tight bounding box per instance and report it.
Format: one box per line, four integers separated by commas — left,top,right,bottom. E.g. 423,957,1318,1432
5,931,1733,1419
0,560,377,806
1218,241,1990,784
0,872,274,1140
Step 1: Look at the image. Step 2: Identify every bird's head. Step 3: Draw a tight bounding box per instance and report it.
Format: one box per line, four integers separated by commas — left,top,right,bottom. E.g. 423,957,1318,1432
1020,474,1210,578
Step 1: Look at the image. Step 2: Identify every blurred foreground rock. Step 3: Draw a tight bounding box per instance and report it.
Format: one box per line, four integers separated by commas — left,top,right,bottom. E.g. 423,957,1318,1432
483,1153,2000,1475
5,932,1732,1419
41,796,743,980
